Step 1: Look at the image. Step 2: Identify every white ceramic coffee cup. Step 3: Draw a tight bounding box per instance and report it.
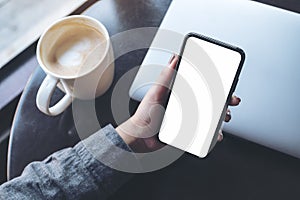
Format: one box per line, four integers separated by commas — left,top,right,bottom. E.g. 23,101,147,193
36,15,114,116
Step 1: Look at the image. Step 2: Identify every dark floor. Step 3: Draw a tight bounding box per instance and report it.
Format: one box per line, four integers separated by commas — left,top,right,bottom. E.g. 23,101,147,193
0,139,8,184
255,0,300,13
0,96,19,184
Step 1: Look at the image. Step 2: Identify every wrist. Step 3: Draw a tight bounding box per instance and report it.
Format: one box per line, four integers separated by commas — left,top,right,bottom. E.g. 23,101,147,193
116,120,149,152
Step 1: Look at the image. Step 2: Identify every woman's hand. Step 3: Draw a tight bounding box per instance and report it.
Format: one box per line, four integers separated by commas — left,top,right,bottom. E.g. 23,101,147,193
116,55,241,152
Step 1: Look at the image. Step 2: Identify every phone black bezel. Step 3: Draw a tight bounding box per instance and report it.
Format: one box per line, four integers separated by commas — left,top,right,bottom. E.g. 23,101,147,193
176,32,245,108
161,32,246,156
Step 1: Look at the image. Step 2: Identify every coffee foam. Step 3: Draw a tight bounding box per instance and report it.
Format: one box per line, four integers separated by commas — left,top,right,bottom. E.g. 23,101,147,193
44,23,107,77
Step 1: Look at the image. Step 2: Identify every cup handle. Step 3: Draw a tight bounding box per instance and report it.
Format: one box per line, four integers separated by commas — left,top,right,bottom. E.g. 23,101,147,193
36,75,72,116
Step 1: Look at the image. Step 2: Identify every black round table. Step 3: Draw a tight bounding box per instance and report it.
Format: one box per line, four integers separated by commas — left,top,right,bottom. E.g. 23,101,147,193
8,0,171,179
8,0,300,199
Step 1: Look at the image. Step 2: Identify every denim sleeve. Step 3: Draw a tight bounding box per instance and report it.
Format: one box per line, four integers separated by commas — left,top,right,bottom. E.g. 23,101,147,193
0,124,135,200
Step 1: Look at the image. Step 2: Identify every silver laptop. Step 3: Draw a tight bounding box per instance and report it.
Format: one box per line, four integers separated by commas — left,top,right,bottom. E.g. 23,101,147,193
129,0,300,158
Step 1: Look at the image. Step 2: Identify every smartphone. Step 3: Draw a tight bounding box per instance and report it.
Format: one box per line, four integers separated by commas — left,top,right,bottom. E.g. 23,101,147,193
158,33,245,158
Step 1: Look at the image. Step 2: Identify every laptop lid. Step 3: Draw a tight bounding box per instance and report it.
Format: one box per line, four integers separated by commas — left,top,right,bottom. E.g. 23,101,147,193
129,0,300,158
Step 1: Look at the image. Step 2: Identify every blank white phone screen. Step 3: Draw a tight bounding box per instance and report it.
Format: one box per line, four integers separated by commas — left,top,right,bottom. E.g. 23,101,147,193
158,36,242,157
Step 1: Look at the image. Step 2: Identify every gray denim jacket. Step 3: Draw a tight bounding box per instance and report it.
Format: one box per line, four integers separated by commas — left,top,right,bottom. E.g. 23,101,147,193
0,125,133,199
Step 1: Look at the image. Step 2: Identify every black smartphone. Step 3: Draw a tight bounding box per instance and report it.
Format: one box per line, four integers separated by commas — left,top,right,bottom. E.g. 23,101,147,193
158,33,245,158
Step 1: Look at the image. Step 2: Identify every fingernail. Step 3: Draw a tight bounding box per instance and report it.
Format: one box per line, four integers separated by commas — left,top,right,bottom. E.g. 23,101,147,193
233,95,241,102
226,110,231,115
168,54,176,64
218,133,223,141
